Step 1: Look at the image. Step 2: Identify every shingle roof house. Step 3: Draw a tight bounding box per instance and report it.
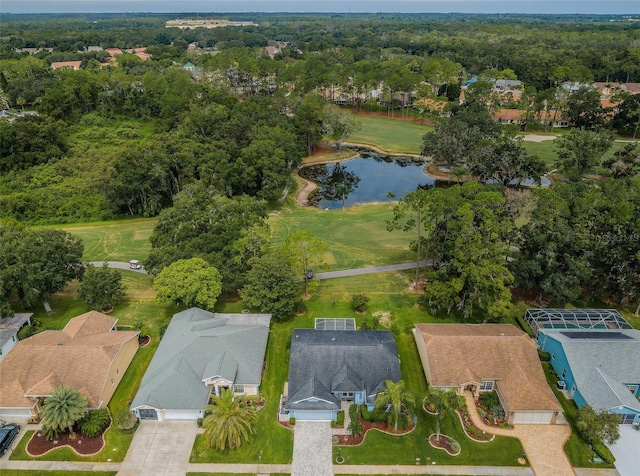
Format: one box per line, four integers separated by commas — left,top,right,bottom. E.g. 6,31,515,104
284,329,401,421
0,311,139,419
538,328,640,425
131,308,271,421
414,323,562,425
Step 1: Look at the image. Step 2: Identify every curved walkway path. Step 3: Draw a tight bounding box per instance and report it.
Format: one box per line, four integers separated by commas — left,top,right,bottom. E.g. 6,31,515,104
463,390,575,476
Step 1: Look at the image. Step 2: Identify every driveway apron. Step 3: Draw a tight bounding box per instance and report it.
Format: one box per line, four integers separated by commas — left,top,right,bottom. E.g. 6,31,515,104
292,420,333,476
609,425,640,476
464,391,575,476
118,420,198,476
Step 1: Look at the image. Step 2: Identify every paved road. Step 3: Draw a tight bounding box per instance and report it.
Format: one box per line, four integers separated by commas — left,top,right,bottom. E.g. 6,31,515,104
87,261,148,274
89,260,434,280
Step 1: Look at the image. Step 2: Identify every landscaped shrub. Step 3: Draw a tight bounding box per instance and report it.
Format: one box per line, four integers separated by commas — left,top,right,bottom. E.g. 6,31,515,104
40,425,59,441
197,418,203,428
336,410,345,426
361,407,387,423
477,408,486,418
348,419,364,438
79,408,111,438
114,408,138,431
348,403,359,421
293,300,307,315
289,417,296,425
592,441,616,464
479,392,500,409
449,439,461,453
350,293,369,313
489,404,505,419
537,349,551,362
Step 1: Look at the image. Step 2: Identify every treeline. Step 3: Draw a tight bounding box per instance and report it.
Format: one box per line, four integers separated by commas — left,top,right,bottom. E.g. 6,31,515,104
1,13,639,88
391,179,640,320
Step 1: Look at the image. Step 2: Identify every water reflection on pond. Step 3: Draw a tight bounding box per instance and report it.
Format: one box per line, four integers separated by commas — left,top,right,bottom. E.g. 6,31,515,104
299,152,433,209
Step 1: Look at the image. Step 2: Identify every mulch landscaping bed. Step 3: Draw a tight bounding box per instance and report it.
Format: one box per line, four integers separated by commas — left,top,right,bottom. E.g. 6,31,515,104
428,434,460,456
335,419,414,446
138,334,150,346
27,428,106,456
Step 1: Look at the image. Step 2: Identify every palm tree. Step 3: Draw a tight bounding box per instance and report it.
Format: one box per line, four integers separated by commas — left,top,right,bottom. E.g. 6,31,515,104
203,390,257,451
41,386,88,437
428,388,461,442
374,380,415,431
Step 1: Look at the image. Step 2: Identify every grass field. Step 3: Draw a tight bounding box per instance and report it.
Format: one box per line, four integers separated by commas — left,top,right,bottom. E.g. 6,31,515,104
268,203,416,271
54,218,155,263
349,115,433,154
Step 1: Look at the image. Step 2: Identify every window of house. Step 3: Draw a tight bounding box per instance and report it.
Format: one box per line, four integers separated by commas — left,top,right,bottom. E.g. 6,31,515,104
562,369,567,379
619,414,636,425
626,384,639,395
111,379,114,385
551,353,556,360
233,384,245,393
116,369,119,376
12,336,16,342
480,381,494,391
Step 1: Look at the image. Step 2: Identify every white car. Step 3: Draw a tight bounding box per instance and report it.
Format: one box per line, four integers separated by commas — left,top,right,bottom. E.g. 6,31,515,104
129,260,142,270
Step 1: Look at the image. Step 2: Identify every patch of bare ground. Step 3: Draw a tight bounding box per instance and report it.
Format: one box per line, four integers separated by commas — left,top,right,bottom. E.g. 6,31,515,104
372,311,392,328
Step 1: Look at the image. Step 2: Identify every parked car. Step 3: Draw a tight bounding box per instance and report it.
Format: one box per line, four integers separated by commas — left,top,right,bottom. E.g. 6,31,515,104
0,423,20,456
129,260,142,270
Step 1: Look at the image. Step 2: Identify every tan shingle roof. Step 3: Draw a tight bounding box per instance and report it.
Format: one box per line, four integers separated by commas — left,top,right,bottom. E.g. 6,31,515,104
415,324,561,412
0,312,137,409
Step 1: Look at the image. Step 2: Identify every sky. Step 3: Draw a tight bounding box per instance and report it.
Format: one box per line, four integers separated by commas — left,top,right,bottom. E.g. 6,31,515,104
2,1,639,15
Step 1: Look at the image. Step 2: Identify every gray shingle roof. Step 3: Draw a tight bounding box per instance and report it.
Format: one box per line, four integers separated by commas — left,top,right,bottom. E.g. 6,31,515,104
542,328,640,412
285,329,400,411
131,308,270,411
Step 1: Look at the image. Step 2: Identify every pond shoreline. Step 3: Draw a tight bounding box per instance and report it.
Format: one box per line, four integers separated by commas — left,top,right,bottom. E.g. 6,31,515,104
296,144,431,208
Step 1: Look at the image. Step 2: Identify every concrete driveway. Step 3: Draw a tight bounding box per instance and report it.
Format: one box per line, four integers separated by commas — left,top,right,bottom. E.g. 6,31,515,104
609,425,640,476
118,420,198,476
291,420,333,476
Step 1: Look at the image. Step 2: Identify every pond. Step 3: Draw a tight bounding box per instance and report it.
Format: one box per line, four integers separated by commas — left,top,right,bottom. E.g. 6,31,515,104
299,152,435,209
299,149,551,209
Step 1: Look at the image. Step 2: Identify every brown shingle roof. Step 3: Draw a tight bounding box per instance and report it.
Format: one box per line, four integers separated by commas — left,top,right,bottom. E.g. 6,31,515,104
51,61,82,70
0,312,137,409
415,324,561,412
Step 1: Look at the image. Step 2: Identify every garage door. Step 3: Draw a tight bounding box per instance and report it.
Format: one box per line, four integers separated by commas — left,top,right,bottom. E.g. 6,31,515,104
295,410,333,421
162,409,202,420
512,411,554,424
138,409,158,420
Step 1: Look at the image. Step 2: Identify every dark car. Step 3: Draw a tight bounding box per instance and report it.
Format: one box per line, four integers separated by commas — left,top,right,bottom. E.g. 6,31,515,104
304,269,314,280
0,423,20,456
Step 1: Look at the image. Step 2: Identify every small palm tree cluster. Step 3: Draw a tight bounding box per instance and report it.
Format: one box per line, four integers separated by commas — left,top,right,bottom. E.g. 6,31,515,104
203,390,257,451
40,386,88,439
427,388,462,442
374,380,415,431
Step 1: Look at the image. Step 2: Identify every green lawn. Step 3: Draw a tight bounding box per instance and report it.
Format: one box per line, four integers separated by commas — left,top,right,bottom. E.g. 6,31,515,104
53,217,156,262
349,115,433,154
523,139,630,170
268,203,416,271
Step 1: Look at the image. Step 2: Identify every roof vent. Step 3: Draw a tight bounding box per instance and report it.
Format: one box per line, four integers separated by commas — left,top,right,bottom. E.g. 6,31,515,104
331,337,336,341
57,342,63,346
